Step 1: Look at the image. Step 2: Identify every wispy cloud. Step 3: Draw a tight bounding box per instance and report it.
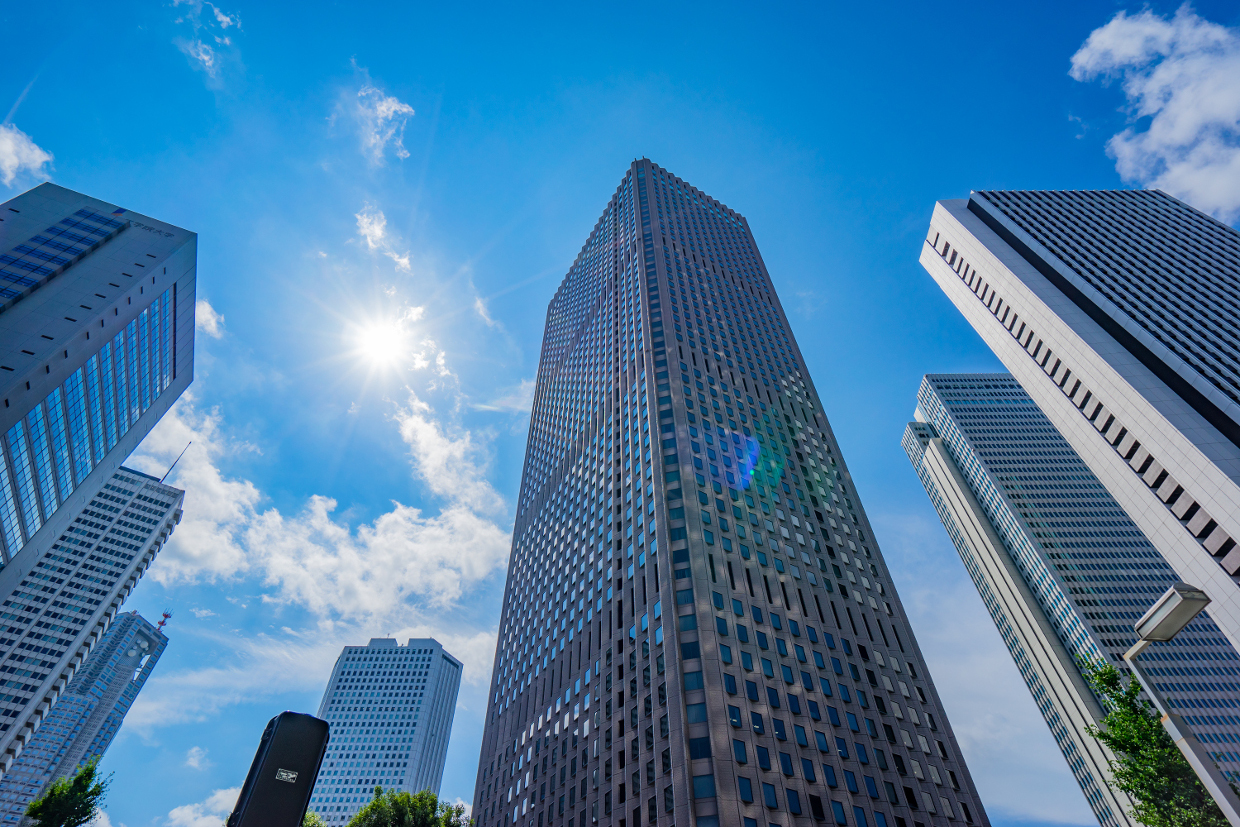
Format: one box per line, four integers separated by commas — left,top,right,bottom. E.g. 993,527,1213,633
356,204,412,271
474,378,536,414
195,299,225,339
1071,6,1240,223
0,123,52,187
347,69,415,164
474,296,497,327
171,0,243,85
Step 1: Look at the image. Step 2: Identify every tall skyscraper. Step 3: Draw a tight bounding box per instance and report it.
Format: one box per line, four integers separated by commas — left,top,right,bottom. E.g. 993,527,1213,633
0,182,193,776
0,610,167,824
309,637,463,823
903,374,1240,827
920,190,1240,649
0,466,182,776
473,161,987,827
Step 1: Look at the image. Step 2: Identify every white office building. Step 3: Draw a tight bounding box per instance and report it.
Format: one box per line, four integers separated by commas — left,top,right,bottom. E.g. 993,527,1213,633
309,637,463,823
0,610,168,824
0,183,195,774
921,190,1240,650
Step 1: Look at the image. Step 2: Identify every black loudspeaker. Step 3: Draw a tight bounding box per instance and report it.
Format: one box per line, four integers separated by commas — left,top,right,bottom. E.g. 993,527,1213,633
227,711,330,827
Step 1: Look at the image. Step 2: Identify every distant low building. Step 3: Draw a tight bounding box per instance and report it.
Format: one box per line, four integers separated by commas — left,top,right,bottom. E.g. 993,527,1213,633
308,637,462,824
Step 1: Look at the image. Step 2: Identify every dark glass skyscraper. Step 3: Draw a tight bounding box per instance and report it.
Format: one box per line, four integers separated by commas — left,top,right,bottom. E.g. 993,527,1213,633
921,190,1240,650
473,161,988,827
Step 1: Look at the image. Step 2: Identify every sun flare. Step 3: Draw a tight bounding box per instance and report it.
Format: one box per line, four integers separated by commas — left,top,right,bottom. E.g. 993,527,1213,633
354,319,409,368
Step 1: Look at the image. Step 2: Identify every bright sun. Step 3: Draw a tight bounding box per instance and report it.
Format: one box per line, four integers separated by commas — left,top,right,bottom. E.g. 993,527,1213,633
354,319,408,368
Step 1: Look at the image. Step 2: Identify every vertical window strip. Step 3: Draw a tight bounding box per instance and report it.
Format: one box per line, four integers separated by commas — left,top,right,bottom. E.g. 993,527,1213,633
100,342,118,451
6,422,41,537
113,330,130,439
126,319,140,426
161,288,172,389
46,387,73,501
138,308,151,413
27,404,58,519
151,292,164,394
86,354,105,463
0,450,23,559
64,369,93,486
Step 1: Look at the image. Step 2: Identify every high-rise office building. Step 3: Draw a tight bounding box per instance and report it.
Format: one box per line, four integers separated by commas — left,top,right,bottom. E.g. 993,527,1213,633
473,161,988,827
309,637,463,823
920,191,1240,648
0,610,167,824
0,183,194,774
903,373,1240,827
0,466,182,776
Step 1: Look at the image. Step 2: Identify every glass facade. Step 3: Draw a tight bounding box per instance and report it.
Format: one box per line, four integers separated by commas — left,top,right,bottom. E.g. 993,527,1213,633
0,209,127,304
924,187,1240,661
0,288,175,561
309,639,463,823
969,190,1240,417
904,374,1240,825
475,161,987,827
0,468,182,743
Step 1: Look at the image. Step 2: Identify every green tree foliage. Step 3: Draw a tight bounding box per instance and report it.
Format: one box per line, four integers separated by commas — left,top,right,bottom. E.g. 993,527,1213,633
304,811,329,827
347,787,471,827
25,757,109,827
1082,659,1228,827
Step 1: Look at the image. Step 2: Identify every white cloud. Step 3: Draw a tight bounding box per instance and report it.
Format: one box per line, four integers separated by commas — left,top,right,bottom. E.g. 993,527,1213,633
131,397,261,585
171,0,242,84
129,388,508,617
0,123,52,187
175,39,219,79
166,787,239,827
397,392,506,515
184,745,211,769
190,607,216,618
85,811,114,827
208,2,240,28
356,205,412,272
195,299,224,339
1070,7,1240,222
355,83,415,164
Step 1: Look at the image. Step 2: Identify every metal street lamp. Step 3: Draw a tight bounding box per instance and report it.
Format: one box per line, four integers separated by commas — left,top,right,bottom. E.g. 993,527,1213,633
1124,583,1240,826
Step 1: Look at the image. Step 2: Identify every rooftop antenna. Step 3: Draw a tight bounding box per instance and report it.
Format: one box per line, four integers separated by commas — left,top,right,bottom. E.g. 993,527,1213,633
161,442,191,483
156,610,173,632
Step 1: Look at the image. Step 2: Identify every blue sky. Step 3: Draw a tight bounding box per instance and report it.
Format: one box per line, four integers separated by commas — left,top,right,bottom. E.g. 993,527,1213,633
2,1,1240,825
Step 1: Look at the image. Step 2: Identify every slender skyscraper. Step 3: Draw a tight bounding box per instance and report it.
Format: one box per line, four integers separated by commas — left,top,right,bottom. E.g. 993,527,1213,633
904,374,1240,827
309,638,462,824
473,161,987,827
0,467,182,776
920,191,1240,649
0,610,167,824
0,183,194,774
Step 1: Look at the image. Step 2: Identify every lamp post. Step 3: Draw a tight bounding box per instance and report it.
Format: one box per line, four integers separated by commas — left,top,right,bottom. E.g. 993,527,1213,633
1123,583,1240,826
